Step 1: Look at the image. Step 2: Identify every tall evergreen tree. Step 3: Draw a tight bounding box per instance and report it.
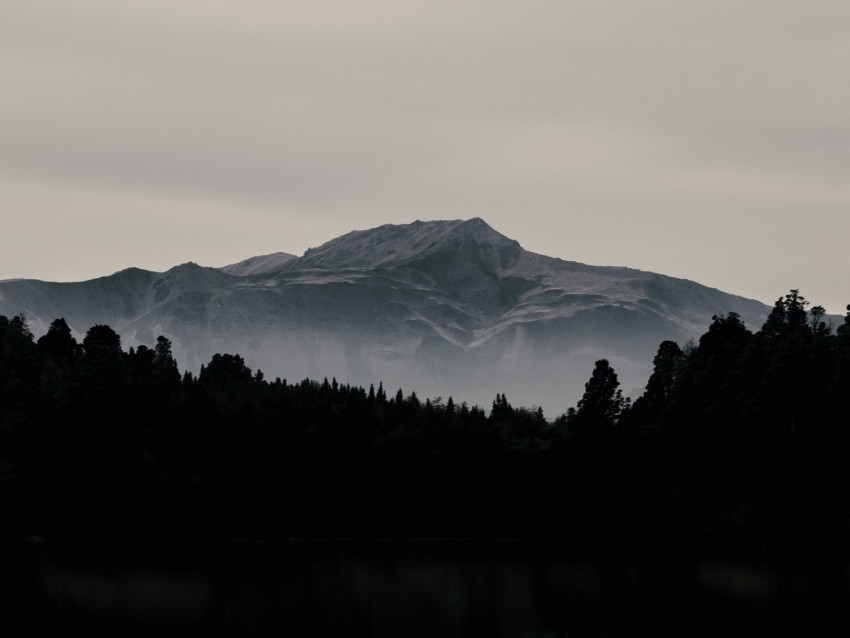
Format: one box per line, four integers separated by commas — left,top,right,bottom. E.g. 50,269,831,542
153,335,181,388
626,340,682,433
566,359,628,437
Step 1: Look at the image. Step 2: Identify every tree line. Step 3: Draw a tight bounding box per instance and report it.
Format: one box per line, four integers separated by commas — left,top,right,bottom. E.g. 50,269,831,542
1,289,849,547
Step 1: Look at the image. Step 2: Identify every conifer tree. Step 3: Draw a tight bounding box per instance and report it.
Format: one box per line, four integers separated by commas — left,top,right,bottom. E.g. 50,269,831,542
153,335,181,388
626,340,682,433
566,359,628,436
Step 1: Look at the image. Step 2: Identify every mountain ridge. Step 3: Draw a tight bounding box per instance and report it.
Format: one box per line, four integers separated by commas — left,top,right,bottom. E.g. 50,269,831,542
0,218,773,413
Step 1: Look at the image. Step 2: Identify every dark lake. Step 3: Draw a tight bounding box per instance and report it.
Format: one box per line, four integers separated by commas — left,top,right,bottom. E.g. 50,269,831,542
2,541,848,636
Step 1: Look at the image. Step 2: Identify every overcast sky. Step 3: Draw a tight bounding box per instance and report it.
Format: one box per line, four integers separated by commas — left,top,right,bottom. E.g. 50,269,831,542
2,0,849,314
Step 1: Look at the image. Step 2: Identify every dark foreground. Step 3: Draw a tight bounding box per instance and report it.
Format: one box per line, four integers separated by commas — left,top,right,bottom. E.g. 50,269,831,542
4,300,850,634
2,540,849,637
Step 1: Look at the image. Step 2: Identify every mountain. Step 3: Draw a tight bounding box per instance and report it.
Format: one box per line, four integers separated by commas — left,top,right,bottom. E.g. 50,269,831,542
0,218,771,414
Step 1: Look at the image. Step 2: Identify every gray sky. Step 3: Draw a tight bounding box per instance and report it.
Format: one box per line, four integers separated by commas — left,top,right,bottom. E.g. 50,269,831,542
2,0,849,315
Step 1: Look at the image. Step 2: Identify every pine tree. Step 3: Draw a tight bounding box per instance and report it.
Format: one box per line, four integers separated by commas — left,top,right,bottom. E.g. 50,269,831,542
566,359,629,437
626,340,682,433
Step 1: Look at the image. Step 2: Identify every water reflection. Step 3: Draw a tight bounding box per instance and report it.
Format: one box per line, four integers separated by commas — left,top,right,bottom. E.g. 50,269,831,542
697,560,777,602
39,563,211,626
2,543,849,636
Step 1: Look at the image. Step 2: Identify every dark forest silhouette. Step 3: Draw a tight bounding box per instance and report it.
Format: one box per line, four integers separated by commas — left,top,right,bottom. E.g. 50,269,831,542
2,289,850,547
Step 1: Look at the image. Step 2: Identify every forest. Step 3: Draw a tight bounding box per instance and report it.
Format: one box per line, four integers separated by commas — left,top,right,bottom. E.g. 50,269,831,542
1,290,850,549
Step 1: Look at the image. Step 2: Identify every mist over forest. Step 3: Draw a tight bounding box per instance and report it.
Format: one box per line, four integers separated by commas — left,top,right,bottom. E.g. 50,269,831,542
2,289,849,547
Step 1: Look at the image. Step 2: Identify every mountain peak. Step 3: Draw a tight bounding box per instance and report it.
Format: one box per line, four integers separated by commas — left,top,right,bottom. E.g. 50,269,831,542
160,261,232,286
446,217,520,247
294,218,520,270
459,216,487,228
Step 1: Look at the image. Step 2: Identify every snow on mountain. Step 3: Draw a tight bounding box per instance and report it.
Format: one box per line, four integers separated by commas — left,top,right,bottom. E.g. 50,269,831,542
218,252,295,276
294,218,520,270
0,219,773,415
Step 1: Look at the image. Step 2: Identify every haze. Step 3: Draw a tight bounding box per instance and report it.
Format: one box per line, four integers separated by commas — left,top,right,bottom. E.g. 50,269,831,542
2,0,849,313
